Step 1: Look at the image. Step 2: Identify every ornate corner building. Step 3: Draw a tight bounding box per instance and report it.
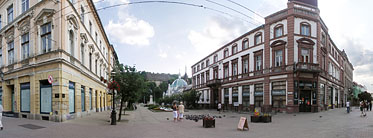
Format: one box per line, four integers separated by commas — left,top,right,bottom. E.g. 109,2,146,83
192,0,354,113
0,0,118,122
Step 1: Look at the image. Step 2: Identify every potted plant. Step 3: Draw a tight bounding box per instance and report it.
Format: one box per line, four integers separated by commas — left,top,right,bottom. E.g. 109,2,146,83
262,113,272,123
203,116,215,128
251,111,261,123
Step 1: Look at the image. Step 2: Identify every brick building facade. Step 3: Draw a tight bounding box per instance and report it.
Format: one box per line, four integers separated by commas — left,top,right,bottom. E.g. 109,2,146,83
191,0,353,113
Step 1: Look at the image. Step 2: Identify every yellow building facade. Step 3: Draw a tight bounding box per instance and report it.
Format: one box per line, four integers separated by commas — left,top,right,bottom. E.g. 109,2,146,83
0,0,117,122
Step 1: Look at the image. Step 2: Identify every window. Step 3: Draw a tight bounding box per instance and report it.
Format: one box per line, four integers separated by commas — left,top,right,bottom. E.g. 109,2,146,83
213,67,218,79
21,33,30,59
7,5,13,24
69,30,75,56
206,59,209,67
255,55,262,71
224,48,229,58
89,52,92,71
321,34,326,45
232,87,238,104
201,63,205,69
41,23,52,53
0,15,2,29
81,86,85,111
0,48,2,67
254,83,263,107
301,48,310,63
95,59,98,74
274,25,283,38
22,0,29,13
223,64,229,78
80,5,85,23
255,33,262,45
214,55,218,63
232,62,238,76
206,71,210,81
322,55,325,70
89,21,92,35
197,65,200,71
224,88,229,107
242,39,249,49
275,50,283,67
301,23,310,36
242,58,249,74
272,81,286,108
8,41,14,64
201,73,205,84
95,32,98,42
242,85,250,111
232,45,237,55
21,83,30,112
81,44,85,65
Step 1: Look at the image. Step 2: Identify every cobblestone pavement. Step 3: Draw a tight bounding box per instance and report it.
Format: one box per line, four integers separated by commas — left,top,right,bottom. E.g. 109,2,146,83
1,106,373,138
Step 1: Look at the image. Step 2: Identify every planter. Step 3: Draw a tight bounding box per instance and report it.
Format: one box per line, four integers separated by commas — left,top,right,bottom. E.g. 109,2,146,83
203,119,215,128
262,116,272,123
251,115,272,123
251,116,261,123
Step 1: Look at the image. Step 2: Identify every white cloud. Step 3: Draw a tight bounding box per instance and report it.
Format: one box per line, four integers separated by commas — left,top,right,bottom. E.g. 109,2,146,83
188,16,248,55
159,49,168,58
106,17,154,46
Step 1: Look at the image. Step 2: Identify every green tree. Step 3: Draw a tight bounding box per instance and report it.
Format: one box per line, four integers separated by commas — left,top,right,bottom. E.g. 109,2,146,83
358,91,372,102
113,63,145,122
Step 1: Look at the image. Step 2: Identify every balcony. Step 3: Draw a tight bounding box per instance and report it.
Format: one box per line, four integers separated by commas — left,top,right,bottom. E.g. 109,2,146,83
206,79,222,87
294,63,321,73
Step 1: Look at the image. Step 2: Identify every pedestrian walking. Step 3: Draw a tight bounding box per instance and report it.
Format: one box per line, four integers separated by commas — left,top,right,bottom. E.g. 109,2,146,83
0,104,3,130
178,102,185,122
366,101,370,111
346,101,350,113
369,101,372,111
172,102,178,123
217,102,222,114
360,101,364,117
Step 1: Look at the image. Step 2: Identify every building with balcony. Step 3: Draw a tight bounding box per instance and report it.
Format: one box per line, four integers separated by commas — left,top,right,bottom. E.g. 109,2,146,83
191,0,353,113
0,0,117,122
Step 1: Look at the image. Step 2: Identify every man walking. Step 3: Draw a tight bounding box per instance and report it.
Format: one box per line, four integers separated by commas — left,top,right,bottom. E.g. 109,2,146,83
217,102,222,114
346,101,350,113
0,104,3,130
178,102,185,121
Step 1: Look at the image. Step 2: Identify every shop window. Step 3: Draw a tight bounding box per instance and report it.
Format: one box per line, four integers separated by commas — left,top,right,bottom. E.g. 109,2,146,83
21,83,31,112
81,86,85,111
40,80,52,114
69,82,75,113
254,83,263,107
272,81,286,108
224,88,229,109
232,87,238,104
242,85,250,110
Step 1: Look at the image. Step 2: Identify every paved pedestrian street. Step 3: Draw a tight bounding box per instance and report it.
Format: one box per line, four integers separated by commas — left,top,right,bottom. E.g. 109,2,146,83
1,106,373,138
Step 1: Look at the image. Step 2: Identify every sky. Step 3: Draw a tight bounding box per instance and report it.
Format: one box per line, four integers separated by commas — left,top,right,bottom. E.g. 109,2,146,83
92,0,373,92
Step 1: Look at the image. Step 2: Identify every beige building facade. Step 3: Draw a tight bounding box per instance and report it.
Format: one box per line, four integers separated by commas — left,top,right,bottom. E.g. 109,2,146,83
0,0,117,122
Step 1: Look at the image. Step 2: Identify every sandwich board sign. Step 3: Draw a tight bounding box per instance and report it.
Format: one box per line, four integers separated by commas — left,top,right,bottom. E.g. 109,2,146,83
237,117,249,131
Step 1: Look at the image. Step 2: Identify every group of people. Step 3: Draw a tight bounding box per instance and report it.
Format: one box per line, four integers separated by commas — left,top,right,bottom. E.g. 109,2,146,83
172,102,185,122
360,100,372,117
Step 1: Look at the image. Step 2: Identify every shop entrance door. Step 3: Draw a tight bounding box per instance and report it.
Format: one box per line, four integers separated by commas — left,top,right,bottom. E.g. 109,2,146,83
299,90,311,112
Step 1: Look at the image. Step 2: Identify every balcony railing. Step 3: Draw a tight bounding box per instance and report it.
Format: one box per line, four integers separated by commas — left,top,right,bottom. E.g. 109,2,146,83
294,63,321,73
206,79,222,87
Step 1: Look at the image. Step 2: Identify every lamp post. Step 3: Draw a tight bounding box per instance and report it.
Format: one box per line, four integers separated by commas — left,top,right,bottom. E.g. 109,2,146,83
110,72,116,125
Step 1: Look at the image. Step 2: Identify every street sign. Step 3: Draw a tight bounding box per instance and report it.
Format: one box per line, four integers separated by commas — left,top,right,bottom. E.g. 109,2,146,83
48,75,53,84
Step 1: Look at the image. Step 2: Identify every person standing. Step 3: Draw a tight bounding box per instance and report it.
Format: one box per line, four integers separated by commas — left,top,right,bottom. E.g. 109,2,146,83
172,102,178,123
370,101,372,111
346,101,350,113
366,101,370,112
178,102,185,122
217,102,222,114
360,101,364,117
0,104,3,130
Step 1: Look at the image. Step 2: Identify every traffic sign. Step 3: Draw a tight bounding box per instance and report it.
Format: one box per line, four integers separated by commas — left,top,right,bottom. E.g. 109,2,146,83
48,75,53,84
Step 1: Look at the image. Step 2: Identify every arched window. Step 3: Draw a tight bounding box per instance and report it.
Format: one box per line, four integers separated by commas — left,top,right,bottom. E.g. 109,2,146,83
254,32,262,45
232,44,237,55
69,30,75,56
300,22,311,36
242,38,249,49
274,24,283,38
224,48,229,58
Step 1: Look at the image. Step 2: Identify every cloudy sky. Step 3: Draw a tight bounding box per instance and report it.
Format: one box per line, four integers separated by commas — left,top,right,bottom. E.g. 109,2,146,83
93,0,373,92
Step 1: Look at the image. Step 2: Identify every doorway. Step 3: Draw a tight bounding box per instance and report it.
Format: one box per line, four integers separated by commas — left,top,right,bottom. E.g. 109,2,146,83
299,90,311,112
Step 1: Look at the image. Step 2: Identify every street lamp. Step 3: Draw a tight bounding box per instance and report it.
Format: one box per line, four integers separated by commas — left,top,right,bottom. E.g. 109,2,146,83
110,71,116,125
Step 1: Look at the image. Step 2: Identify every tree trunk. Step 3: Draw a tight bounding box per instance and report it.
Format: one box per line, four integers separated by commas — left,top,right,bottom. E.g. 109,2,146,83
118,97,125,122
